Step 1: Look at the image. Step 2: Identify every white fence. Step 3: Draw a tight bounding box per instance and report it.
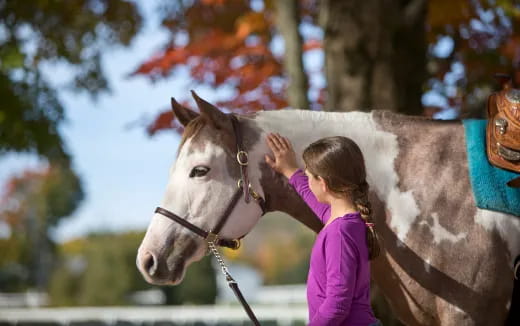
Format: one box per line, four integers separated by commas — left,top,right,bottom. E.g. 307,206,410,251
0,305,309,326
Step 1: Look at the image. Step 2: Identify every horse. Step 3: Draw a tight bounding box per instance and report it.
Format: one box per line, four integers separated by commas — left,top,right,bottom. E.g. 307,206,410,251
136,92,520,325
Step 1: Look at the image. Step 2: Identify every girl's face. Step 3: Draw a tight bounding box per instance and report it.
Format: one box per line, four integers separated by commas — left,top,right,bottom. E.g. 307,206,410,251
305,169,328,204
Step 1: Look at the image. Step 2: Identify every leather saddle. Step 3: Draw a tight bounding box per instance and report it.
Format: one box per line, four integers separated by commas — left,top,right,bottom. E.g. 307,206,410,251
486,81,520,187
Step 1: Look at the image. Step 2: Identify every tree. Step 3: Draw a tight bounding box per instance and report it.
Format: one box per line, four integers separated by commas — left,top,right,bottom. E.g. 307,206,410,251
137,0,520,134
319,0,427,114
0,0,142,161
48,231,217,306
274,0,309,110
0,165,83,291
0,0,142,292
427,0,520,118
134,0,304,135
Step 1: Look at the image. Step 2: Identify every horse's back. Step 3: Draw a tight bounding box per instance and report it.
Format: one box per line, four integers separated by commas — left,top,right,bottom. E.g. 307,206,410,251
371,110,519,325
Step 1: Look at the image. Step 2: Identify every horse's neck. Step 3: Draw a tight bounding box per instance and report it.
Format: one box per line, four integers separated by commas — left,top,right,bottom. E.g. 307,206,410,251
241,109,392,233
250,109,385,172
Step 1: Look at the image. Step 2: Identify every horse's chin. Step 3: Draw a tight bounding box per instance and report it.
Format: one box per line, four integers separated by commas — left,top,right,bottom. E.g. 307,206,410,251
168,264,186,285
166,247,205,285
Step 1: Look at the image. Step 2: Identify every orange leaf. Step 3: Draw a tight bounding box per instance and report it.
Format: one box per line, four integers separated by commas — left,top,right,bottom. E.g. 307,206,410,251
304,39,322,51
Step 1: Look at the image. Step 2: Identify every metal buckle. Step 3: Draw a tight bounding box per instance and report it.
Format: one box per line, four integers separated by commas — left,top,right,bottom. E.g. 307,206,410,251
231,239,241,250
237,180,262,201
206,231,219,244
237,179,251,189
236,151,248,166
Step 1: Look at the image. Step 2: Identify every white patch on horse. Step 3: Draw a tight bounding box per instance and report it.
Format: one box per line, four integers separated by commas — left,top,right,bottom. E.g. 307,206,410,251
474,208,520,265
420,213,467,244
249,110,421,242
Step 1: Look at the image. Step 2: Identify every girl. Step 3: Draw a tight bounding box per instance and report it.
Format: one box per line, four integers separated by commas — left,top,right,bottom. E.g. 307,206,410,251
265,133,382,326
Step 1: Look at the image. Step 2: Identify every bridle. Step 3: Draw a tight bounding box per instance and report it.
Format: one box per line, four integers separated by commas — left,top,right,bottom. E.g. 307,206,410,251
154,114,266,248
154,114,265,325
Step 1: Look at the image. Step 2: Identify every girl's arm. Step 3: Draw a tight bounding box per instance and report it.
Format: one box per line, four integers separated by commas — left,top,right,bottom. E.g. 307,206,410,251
309,228,358,325
264,133,329,223
288,168,330,224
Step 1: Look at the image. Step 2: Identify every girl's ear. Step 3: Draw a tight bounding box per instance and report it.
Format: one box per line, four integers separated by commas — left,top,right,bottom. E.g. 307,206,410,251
318,176,328,194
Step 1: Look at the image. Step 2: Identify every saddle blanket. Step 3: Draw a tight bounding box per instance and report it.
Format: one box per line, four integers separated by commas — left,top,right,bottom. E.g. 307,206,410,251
463,119,520,216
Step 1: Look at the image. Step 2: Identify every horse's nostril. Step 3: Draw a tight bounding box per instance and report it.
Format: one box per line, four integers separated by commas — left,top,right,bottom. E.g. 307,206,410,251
143,252,158,276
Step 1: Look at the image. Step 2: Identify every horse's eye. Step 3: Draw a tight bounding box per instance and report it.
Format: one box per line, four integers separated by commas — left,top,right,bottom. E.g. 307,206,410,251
189,166,210,178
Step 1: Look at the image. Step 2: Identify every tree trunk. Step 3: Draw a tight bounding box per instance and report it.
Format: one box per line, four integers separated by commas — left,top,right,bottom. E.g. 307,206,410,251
319,0,427,114
274,0,310,110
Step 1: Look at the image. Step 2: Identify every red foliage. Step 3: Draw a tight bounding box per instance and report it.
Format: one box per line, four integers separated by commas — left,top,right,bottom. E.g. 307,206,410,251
303,39,321,51
0,168,49,227
137,0,520,134
133,0,297,134
146,110,186,136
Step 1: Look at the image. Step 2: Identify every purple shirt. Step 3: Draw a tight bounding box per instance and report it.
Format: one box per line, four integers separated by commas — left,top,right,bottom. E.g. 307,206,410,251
289,169,377,326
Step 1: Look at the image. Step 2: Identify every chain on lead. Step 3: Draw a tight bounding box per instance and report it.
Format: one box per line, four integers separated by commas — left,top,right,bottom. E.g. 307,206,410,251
208,241,235,282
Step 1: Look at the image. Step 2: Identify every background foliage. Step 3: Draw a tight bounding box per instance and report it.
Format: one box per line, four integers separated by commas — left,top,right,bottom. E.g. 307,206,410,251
1,1,519,324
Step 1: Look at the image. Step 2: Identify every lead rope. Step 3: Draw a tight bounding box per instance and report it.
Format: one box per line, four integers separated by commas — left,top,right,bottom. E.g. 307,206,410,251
208,241,261,325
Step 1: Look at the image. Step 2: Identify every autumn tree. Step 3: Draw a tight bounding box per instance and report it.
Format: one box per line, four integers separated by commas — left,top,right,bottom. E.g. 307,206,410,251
0,0,142,291
0,166,83,291
137,0,520,136
134,0,320,135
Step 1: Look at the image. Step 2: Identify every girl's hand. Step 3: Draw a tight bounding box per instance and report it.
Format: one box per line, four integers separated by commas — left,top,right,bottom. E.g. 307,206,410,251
265,133,299,178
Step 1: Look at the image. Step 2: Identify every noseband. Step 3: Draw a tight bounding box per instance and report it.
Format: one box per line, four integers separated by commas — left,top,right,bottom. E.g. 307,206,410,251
154,114,266,249
153,114,265,325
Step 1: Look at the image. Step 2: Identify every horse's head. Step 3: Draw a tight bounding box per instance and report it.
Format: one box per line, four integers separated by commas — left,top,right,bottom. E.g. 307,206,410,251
136,92,265,285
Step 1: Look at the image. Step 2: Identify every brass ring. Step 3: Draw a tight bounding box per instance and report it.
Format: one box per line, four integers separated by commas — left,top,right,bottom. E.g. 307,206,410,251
236,151,249,166
231,239,241,250
249,187,260,200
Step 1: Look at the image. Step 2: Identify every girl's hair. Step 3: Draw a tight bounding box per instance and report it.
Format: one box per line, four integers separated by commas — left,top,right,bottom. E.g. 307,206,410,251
302,136,381,260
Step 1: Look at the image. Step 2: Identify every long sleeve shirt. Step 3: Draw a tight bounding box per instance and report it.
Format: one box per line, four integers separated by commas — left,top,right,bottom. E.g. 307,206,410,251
288,169,377,326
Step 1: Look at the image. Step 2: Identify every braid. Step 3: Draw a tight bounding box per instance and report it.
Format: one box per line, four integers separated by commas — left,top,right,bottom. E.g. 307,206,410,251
353,181,381,260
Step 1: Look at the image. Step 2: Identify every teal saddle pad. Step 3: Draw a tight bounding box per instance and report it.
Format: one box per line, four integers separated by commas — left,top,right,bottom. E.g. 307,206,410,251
462,119,520,216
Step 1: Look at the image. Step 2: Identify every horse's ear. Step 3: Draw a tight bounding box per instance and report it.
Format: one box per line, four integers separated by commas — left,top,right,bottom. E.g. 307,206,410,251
190,90,228,130
171,98,199,126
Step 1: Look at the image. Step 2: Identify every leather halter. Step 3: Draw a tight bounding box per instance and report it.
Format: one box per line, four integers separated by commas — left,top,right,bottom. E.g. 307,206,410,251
153,114,265,325
154,114,266,249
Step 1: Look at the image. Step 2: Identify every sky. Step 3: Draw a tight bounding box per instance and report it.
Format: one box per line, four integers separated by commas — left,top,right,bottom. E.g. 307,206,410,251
0,1,456,243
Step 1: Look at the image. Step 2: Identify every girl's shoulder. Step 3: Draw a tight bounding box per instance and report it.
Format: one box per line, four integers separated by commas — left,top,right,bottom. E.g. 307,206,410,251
323,216,366,241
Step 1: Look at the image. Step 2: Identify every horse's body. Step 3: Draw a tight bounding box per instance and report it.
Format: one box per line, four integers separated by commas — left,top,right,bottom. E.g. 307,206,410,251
137,96,520,325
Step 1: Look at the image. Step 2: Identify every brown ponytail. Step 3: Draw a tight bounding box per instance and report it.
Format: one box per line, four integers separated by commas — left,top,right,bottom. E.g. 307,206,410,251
352,181,381,260
303,136,381,260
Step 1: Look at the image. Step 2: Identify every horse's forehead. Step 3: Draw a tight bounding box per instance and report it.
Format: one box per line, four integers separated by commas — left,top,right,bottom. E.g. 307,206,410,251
173,132,239,180
176,136,222,167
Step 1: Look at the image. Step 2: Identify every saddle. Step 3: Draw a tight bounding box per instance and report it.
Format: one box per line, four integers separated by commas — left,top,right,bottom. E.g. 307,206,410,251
486,80,520,187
